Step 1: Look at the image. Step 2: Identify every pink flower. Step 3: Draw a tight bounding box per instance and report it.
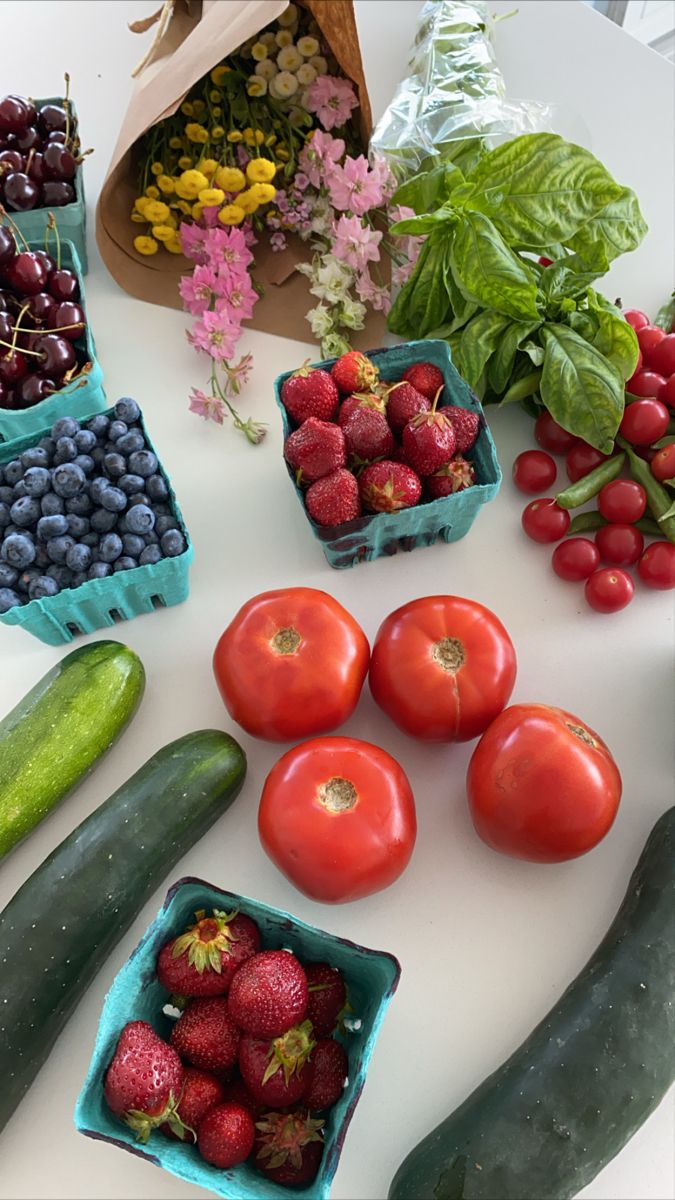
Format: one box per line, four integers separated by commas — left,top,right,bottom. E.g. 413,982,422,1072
215,272,257,322
270,231,287,252
188,387,226,424
187,308,240,362
201,205,222,228
305,75,358,131
180,221,209,264
298,128,345,187
369,154,396,201
179,264,219,315
332,215,382,271
223,353,253,396
388,204,416,224
294,172,310,193
204,226,254,272
355,270,391,314
327,155,384,216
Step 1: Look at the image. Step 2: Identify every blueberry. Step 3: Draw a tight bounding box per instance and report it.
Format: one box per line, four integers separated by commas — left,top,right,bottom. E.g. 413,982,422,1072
103,452,126,479
34,544,50,568
66,514,90,538
0,503,10,528
115,397,141,423
139,544,162,566
127,493,147,508
38,436,56,458
90,477,111,505
66,493,92,516
52,416,80,440
146,473,168,502
21,447,49,469
71,571,88,588
125,503,155,534
128,450,158,478
54,437,78,465
47,535,75,564
46,564,73,587
155,513,178,537
87,414,109,438
91,508,117,534
143,530,159,546
12,480,29,499
74,454,95,475
75,429,97,453
10,497,41,528
17,567,41,592
3,525,18,537
0,486,14,505
88,561,112,580
91,446,106,466
116,430,145,456
101,487,127,513
122,533,144,558
81,532,100,549
0,563,18,587
0,587,22,613
152,502,171,515
99,532,123,563
52,462,85,499
113,556,138,573
65,541,92,572
108,420,128,442
22,467,51,498
119,474,145,497
4,460,23,486
0,466,4,484
28,574,60,601
160,529,186,557
41,493,65,517
1,533,36,568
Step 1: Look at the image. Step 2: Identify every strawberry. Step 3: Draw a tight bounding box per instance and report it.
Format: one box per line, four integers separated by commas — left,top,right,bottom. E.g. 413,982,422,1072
440,405,480,453
343,408,395,461
331,349,378,395
359,460,422,513
337,390,387,427
305,469,361,527
157,908,260,998
427,455,476,498
402,392,456,476
284,418,346,483
160,1067,224,1142
239,1021,315,1107
197,1102,256,1168
254,1110,325,1187
281,362,339,424
305,962,347,1037
221,1077,263,1118
304,1039,349,1110
170,997,240,1072
386,381,431,435
103,1020,184,1142
227,950,309,1039
402,361,444,401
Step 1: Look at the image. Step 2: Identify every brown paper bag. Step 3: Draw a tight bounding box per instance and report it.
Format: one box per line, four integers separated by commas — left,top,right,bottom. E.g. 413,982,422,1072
96,0,386,346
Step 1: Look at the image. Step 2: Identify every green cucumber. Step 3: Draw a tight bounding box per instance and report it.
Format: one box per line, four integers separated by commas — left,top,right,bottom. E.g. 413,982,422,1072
0,729,246,1134
0,640,145,860
389,807,675,1200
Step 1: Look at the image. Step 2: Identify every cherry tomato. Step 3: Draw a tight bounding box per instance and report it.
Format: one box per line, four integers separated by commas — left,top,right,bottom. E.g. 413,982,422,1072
626,370,668,398
637,542,675,590
551,537,600,581
651,443,675,483
623,309,650,331
368,595,517,743
636,324,665,365
534,411,578,454
585,567,634,613
598,479,646,524
660,374,675,409
521,498,571,543
565,442,610,482
512,450,557,494
649,334,675,378
595,523,644,566
213,588,369,741
619,397,670,446
258,736,417,903
466,703,621,863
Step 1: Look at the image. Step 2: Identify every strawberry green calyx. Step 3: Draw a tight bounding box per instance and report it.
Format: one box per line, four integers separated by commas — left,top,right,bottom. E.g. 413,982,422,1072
291,359,315,380
170,908,240,974
124,1090,187,1143
255,1110,325,1171
262,1020,316,1087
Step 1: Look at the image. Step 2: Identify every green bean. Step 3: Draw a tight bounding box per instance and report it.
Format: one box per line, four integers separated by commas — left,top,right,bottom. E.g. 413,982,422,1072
568,512,607,534
617,436,675,544
556,453,625,510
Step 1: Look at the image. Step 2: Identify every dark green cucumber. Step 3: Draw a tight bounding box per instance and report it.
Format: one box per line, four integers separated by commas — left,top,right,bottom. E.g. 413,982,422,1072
390,807,675,1200
0,729,246,1134
0,640,145,860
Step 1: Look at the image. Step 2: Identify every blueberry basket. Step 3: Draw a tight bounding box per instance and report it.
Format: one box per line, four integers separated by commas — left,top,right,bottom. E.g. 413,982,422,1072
8,95,88,272
75,876,401,1200
0,238,104,444
275,339,502,569
0,406,192,645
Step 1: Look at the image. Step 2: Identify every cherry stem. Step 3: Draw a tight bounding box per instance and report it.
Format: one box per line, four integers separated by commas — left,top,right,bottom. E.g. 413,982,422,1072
47,212,62,271
9,303,30,352
0,335,42,358
64,73,71,146
0,206,29,252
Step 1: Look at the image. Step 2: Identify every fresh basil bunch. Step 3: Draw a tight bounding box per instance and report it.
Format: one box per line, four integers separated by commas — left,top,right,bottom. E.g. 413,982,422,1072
388,133,647,453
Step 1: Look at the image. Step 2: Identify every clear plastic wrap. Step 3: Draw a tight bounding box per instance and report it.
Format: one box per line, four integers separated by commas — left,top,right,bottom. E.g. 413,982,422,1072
370,0,551,178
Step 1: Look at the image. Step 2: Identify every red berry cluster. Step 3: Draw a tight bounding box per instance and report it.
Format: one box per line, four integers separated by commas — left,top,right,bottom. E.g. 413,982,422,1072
280,350,480,528
104,906,350,1189
0,91,82,211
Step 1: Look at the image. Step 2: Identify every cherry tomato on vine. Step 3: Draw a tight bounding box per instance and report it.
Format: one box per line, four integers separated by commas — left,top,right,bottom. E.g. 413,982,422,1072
258,736,417,903
512,450,557,494
649,334,675,378
551,537,600,581
660,374,675,409
368,595,517,743
597,479,646,524
636,324,666,364
565,442,610,482
534,412,578,454
213,587,369,741
466,703,622,862
637,542,675,590
626,370,667,398
585,567,634,613
595,523,644,566
623,309,650,331
651,443,675,483
521,498,570,542
619,397,670,446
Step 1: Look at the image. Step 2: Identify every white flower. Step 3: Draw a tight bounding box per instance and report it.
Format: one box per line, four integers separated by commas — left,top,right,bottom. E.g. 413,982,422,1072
309,255,355,304
309,55,328,75
297,35,320,58
255,59,278,81
310,196,333,236
307,304,334,337
296,63,317,87
260,31,277,50
277,45,302,72
275,28,293,48
339,297,366,330
251,41,268,61
247,76,268,97
278,3,298,27
321,332,351,357
269,70,299,99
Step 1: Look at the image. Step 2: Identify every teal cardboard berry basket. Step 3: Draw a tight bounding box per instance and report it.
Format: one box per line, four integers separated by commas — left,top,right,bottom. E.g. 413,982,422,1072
274,339,502,569
0,406,192,645
8,96,88,271
0,238,104,444
75,877,401,1200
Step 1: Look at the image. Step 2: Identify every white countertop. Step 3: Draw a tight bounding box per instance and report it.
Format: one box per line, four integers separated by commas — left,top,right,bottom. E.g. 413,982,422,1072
0,2,673,1199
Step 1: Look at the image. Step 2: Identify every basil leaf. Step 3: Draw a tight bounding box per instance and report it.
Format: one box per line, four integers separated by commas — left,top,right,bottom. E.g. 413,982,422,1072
567,309,599,342
391,207,457,236
539,261,604,306
444,137,486,178
450,310,511,388
654,292,675,333
452,211,540,320
487,320,542,395
523,340,545,366
443,253,478,331
388,233,454,338
567,186,647,266
466,133,623,249
392,161,464,215
585,305,640,381
540,323,624,453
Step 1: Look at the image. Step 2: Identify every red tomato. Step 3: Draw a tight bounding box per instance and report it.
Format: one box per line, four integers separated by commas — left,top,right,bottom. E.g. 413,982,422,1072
649,334,675,378
368,596,517,743
213,588,369,741
595,523,644,566
660,374,675,409
258,736,417,903
585,567,634,613
651,443,675,482
623,309,650,331
512,450,557,494
466,704,622,863
619,397,670,445
565,443,610,482
534,412,578,454
551,537,599,581
598,479,646,523
637,542,675,590
521,498,571,543
636,324,666,364
627,370,667,398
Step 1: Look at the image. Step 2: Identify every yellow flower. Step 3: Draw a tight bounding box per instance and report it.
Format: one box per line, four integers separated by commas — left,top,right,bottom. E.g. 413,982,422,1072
265,133,277,147
191,203,204,221
218,204,246,226
296,63,317,87
275,29,293,48
143,199,171,223
227,130,243,143
134,196,151,215
209,89,222,103
130,211,147,223
211,106,222,118
215,165,246,193
234,189,258,215
297,35,319,58
199,187,225,206
210,65,230,85
145,185,160,199
169,136,183,149
181,101,195,117
277,45,302,72
276,146,290,162
247,77,268,98
251,41,268,61
255,59,278,82
164,236,183,254
270,71,298,100
248,182,276,205
211,126,225,141
174,199,192,215
152,224,178,242
198,158,219,176
178,155,193,170
310,55,328,75
157,174,176,194
246,158,276,183
134,235,159,256
185,122,208,144
277,4,298,28
192,99,206,115
150,161,164,176
260,31,277,49
179,169,209,197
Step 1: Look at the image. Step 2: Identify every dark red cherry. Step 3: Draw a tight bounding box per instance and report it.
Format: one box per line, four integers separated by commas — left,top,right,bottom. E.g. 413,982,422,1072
33,333,76,377
37,104,68,136
15,127,42,154
41,179,75,207
48,269,79,302
43,142,76,181
0,311,13,342
46,131,67,145
49,301,85,342
0,348,28,385
3,172,40,212
0,95,33,135
0,379,12,408
0,149,24,173
31,250,55,277
27,291,57,326
0,227,16,269
15,373,57,408
26,152,48,185
5,252,48,296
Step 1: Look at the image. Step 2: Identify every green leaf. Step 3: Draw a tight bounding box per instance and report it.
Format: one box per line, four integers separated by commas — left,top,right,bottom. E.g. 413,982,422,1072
445,138,486,177
587,305,640,381
450,310,511,388
392,161,464,215
566,186,647,267
387,233,453,338
443,253,478,331
487,319,542,395
523,340,545,366
538,261,604,307
540,323,624,453
654,291,675,333
466,133,623,249
391,207,457,236
451,210,540,320
567,309,599,342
